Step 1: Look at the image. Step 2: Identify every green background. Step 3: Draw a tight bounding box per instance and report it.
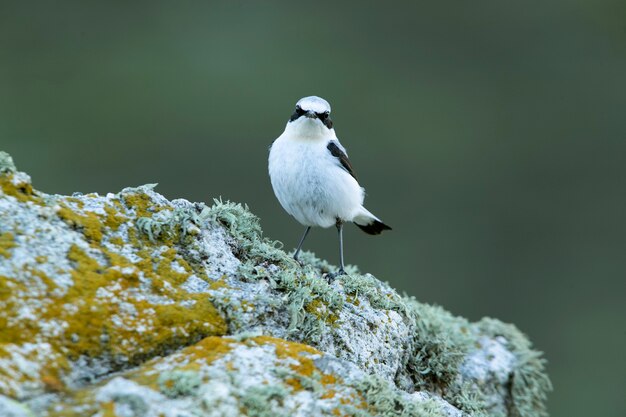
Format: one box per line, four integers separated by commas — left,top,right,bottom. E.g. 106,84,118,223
1,1,624,415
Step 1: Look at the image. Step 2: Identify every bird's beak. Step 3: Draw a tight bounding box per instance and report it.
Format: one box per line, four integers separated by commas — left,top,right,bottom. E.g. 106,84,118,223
304,111,318,119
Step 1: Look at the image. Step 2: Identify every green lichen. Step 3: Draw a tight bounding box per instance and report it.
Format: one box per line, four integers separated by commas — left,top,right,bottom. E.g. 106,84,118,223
342,376,446,417
0,151,16,175
135,207,200,244
207,199,550,416
477,318,552,417
342,375,445,417
240,385,289,417
158,370,202,398
403,298,474,389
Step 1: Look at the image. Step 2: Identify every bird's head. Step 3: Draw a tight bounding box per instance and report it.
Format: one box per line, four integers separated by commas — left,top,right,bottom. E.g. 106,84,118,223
285,96,334,137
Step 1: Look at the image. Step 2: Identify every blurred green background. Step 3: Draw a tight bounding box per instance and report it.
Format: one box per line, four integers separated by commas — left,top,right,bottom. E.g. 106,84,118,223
1,1,624,415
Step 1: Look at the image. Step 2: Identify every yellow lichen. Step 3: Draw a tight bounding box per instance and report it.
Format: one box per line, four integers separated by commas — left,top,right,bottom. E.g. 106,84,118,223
47,244,228,362
0,175,41,204
0,220,227,397
305,299,340,326
0,232,16,258
108,236,124,246
122,192,160,217
64,197,85,209
57,206,104,243
209,275,230,290
104,205,126,231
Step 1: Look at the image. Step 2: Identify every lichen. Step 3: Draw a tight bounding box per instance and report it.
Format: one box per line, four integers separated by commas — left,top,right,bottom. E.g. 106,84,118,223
0,152,17,175
57,206,104,243
0,152,550,416
0,174,40,204
477,318,552,417
240,385,289,417
157,370,201,398
342,375,446,417
0,232,16,258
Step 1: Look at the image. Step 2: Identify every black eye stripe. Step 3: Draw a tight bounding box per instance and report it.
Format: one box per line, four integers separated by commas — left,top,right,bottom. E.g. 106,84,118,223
288,107,333,128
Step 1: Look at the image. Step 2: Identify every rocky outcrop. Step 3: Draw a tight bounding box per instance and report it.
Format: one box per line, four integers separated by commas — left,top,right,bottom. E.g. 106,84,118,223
0,151,551,416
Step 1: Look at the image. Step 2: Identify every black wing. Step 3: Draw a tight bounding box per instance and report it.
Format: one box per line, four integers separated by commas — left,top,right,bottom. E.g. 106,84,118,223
327,141,357,180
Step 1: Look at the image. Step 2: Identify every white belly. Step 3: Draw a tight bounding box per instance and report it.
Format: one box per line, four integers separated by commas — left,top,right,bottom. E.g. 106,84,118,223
269,137,364,228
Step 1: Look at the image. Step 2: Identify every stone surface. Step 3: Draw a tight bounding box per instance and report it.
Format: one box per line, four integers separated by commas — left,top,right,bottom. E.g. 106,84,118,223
0,151,551,416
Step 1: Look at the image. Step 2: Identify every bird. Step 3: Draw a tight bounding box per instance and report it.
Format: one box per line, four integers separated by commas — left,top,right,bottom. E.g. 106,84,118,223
268,96,391,278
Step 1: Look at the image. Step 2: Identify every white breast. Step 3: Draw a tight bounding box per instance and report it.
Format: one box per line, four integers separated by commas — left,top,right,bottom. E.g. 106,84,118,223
268,132,365,228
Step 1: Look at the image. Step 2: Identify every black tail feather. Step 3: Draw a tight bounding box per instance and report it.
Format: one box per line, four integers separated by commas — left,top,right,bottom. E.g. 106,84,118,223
355,220,392,235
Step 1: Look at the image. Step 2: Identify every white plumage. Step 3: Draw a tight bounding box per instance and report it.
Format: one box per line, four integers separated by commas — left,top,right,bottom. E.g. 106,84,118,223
268,96,390,276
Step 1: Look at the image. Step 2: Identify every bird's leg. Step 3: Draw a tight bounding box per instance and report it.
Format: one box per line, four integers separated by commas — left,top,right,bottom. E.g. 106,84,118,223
328,219,347,282
293,226,311,264
337,219,346,275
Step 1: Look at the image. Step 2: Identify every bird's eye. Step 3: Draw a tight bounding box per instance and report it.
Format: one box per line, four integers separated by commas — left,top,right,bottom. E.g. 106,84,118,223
295,106,303,114
318,111,329,120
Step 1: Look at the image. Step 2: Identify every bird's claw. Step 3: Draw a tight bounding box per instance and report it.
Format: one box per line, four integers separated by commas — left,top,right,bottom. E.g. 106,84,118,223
325,269,346,283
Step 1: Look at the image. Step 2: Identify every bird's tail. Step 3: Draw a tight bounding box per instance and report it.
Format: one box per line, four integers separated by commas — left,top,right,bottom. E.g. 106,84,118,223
353,208,392,235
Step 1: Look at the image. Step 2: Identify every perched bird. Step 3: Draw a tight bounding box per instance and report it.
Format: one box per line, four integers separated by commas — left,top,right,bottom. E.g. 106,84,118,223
268,96,391,277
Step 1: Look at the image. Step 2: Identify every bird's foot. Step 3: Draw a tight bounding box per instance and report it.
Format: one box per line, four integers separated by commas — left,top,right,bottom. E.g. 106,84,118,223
293,255,305,268
325,268,347,283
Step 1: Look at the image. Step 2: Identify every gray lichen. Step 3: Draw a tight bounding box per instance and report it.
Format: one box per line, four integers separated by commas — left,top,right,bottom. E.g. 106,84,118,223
0,151,551,417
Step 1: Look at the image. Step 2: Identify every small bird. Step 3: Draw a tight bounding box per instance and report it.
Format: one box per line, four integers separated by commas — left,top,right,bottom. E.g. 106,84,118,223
268,96,391,277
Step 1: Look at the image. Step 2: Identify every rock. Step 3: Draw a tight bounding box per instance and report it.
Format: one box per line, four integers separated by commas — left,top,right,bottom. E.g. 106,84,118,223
0,151,551,416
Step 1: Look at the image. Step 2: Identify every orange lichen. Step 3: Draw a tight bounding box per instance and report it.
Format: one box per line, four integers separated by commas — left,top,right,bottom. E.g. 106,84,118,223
249,336,341,393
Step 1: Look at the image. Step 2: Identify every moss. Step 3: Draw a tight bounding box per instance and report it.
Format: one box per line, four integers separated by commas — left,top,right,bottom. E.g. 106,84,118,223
0,232,16,258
